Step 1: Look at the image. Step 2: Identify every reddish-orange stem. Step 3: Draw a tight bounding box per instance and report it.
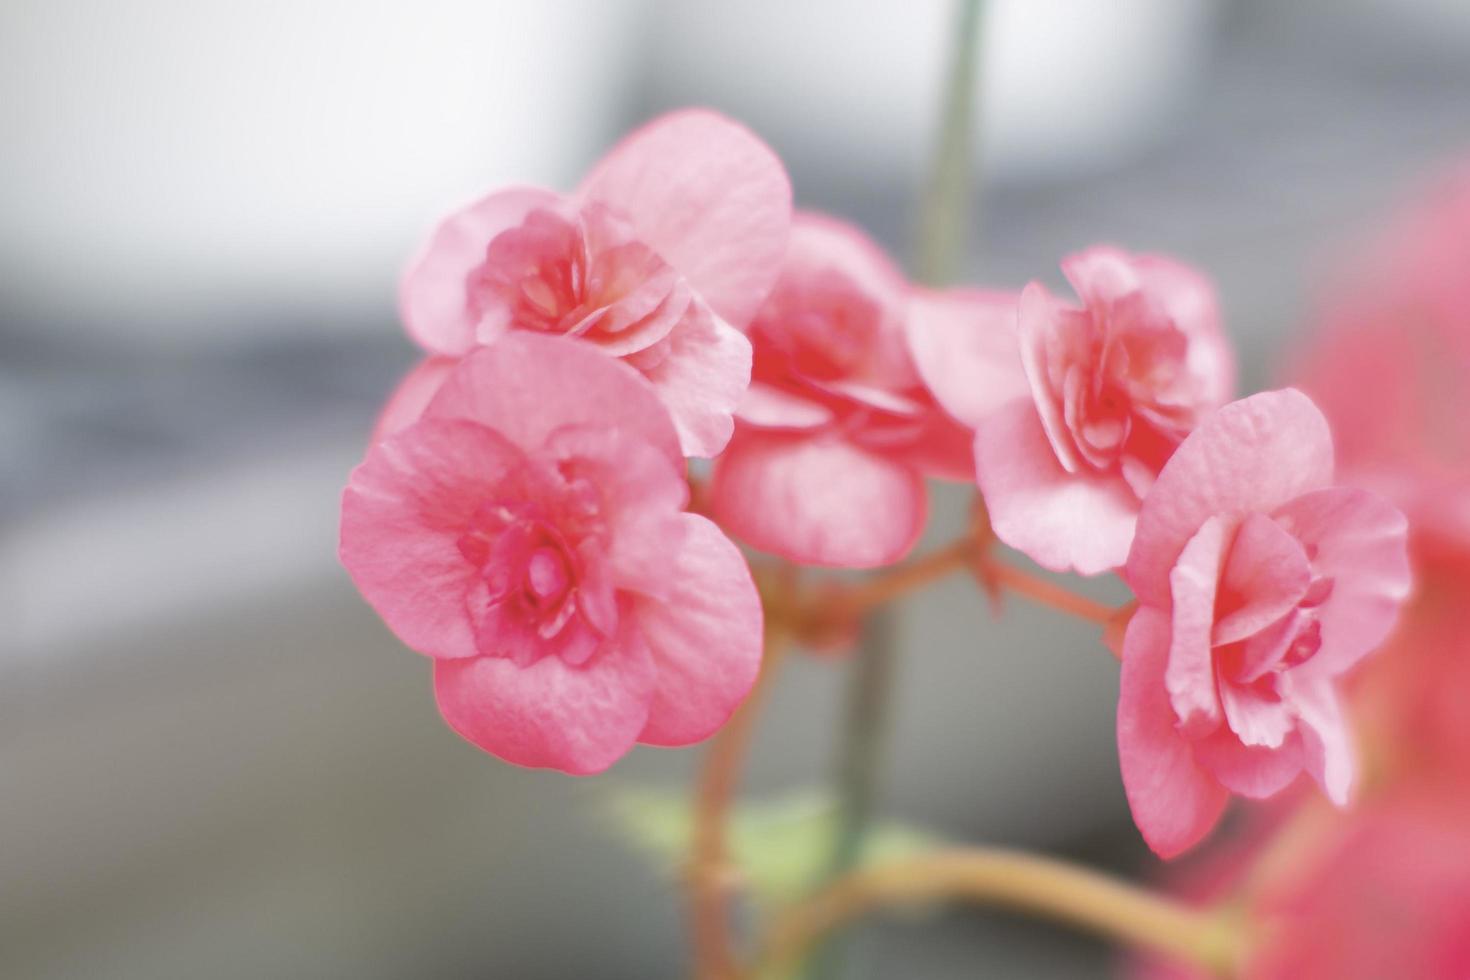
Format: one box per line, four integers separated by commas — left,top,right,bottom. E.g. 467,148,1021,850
838,538,975,615
750,849,1242,977
687,628,789,979
972,554,1117,626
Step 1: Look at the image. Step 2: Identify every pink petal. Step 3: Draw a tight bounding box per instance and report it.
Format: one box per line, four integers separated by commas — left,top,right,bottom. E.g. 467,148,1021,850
975,399,1139,575
636,514,763,746
577,109,792,329
1273,487,1411,678
786,211,909,304
1016,283,1085,473
1130,254,1234,406
1233,609,1308,684
814,378,922,416
339,419,528,660
1127,389,1335,608
639,300,753,458
371,356,457,442
432,611,656,774
773,212,914,381
539,425,689,596
1287,674,1355,805
736,381,835,430
1060,245,1146,309
1165,516,1228,737
400,186,564,356
889,412,977,483
1061,247,1231,407
1192,727,1303,799
425,333,681,463
906,287,1028,428
1117,607,1230,859
710,430,924,568
1213,512,1311,645
1218,676,1295,749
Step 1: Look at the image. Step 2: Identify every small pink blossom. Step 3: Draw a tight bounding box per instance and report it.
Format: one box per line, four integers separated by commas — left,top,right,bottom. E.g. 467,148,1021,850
965,246,1234,575
708,212,996,567
1117,389,1410,857
386,109,792,457
340,334,763,773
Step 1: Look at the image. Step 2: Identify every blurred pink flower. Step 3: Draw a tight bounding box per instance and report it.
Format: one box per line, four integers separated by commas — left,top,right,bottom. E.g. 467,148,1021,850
1133,791,1470,980
967,246,1233,575
1117,389,1410,857
384,109,792,457
1247,797,1470,980
1291,161,1470,569
1346,561,1470,790
709,212,1004,567
340,334,763,773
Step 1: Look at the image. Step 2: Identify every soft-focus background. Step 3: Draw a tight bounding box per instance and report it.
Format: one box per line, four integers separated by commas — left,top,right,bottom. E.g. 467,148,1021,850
5,1,1470,977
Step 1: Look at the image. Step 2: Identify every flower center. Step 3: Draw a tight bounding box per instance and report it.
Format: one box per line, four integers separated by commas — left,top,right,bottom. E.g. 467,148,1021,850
465,205,678,353
452,466,617,668
751,270,886,385
526,545,571,605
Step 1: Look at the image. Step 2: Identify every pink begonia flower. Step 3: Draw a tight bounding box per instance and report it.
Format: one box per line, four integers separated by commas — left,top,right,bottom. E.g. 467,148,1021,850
340,334,763,773
384,109,792,457
708,211,1007,567
955,246,1234,575
1117,389,1410,858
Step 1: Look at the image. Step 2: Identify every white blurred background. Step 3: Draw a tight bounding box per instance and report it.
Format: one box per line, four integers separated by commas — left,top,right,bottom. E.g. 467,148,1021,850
4,1,1470,977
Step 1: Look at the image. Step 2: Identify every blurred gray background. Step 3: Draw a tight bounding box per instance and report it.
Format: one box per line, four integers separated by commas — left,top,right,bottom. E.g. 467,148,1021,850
4,1,1470,977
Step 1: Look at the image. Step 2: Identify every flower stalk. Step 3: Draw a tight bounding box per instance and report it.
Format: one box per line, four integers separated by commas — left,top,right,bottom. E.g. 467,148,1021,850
689,626,792,980
756,849,1244,978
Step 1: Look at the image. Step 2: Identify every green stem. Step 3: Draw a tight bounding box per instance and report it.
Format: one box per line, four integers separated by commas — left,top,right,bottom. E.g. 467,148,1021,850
807,608,900,979
914,0,983,288
808,6,984,977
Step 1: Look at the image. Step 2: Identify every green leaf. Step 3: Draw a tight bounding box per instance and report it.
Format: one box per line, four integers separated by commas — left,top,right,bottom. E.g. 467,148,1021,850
605,786,940,910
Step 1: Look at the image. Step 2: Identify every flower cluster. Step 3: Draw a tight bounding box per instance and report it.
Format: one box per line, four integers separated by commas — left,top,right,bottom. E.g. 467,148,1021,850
338,109,1410,867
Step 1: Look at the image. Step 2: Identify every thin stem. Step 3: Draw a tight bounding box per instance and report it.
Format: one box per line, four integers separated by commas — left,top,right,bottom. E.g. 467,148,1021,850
914,0,984,287
756,849,1242,978
834,537,974,617
688,628,791,980
818,537,1118,633
807,607,900,978
972,555,1117,627
806,6,984,960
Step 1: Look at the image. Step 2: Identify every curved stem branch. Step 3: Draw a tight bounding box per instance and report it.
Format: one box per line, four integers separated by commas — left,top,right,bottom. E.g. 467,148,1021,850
971,554,1117,626
754,849,1242,978
688,628,791,979
824,537,1119,632
836,538,975,616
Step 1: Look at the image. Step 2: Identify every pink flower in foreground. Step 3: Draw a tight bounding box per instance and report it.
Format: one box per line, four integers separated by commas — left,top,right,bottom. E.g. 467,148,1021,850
709,212,1007,567
1117,389,1410,857
968,247,1234,575
381,109,793,457
340,334,763,773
